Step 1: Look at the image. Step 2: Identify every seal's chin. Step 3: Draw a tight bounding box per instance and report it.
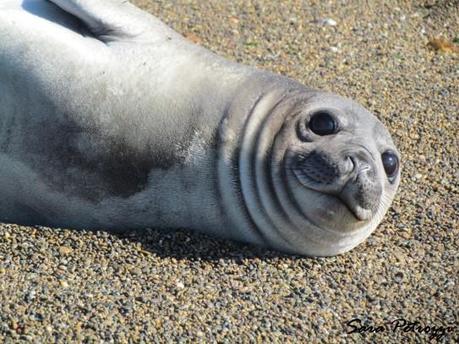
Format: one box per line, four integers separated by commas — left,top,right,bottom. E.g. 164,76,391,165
337,194,372,221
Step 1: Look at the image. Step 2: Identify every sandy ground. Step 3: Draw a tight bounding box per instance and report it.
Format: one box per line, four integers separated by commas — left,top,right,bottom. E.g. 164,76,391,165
0,0,458,342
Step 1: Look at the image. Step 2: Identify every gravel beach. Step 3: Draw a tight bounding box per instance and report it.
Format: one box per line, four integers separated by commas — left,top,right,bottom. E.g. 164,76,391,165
0,0,457,342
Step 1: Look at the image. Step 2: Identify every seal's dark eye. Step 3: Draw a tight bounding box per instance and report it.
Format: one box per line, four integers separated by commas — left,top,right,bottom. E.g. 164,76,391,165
309,112,337,136
381,151,399,180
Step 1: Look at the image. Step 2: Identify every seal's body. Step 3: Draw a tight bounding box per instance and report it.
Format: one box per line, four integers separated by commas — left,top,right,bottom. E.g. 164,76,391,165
0,0,400,256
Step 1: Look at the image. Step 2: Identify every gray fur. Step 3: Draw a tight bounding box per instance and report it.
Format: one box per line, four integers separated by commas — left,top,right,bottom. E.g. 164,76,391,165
0,0,400,256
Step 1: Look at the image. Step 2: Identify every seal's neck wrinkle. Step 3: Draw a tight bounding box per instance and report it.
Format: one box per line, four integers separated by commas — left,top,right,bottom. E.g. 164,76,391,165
217,77,312,252
239,89,294,248
217,77,297,246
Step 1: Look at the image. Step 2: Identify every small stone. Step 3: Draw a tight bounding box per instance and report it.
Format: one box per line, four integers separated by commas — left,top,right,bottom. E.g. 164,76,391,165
10,320,18,331
59,246,73,255
317,18,337,26
184,32,202,44
228,16,239,25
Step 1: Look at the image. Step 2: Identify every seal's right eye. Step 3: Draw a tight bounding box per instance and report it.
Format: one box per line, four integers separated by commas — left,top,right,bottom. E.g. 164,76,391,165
381,151,399,181
309,112,337,136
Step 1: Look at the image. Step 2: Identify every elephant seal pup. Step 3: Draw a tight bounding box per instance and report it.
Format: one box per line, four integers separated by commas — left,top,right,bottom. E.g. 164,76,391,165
0,0,400,256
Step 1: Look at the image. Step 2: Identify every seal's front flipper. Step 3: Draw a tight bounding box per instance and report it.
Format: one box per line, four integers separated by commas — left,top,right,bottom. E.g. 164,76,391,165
47,0,168,43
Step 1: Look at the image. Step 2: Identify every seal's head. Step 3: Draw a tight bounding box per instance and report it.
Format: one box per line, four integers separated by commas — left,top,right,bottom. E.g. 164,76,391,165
287,93,400,227
220,86,400,256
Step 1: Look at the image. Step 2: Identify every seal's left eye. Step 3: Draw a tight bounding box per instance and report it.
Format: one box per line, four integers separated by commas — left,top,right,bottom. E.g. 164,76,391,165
309,112,337,136
381,151,399,181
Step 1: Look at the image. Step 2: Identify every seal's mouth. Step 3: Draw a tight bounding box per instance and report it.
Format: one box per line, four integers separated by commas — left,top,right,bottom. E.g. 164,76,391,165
291,166,374,222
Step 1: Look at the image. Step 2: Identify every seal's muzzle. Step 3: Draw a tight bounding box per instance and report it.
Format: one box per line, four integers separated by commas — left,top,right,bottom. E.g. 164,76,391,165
292,146,382,221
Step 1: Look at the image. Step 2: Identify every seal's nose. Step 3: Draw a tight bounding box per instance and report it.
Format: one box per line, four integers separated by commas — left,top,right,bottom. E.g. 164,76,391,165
339,150,382,221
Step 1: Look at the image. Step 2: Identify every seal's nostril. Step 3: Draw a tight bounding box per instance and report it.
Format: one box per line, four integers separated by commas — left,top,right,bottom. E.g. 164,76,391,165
346,155,356,173
358,164,371,174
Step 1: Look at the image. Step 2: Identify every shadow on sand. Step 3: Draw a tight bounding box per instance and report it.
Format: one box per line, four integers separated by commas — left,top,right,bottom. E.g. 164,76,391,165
110,227,302,262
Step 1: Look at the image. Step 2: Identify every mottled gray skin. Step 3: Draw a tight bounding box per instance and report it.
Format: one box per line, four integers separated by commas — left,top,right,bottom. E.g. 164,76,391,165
0,0,400,256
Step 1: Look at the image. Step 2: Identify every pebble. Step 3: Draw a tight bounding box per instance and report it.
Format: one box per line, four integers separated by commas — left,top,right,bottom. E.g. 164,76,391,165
330,46,339,53
318,18,337,26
